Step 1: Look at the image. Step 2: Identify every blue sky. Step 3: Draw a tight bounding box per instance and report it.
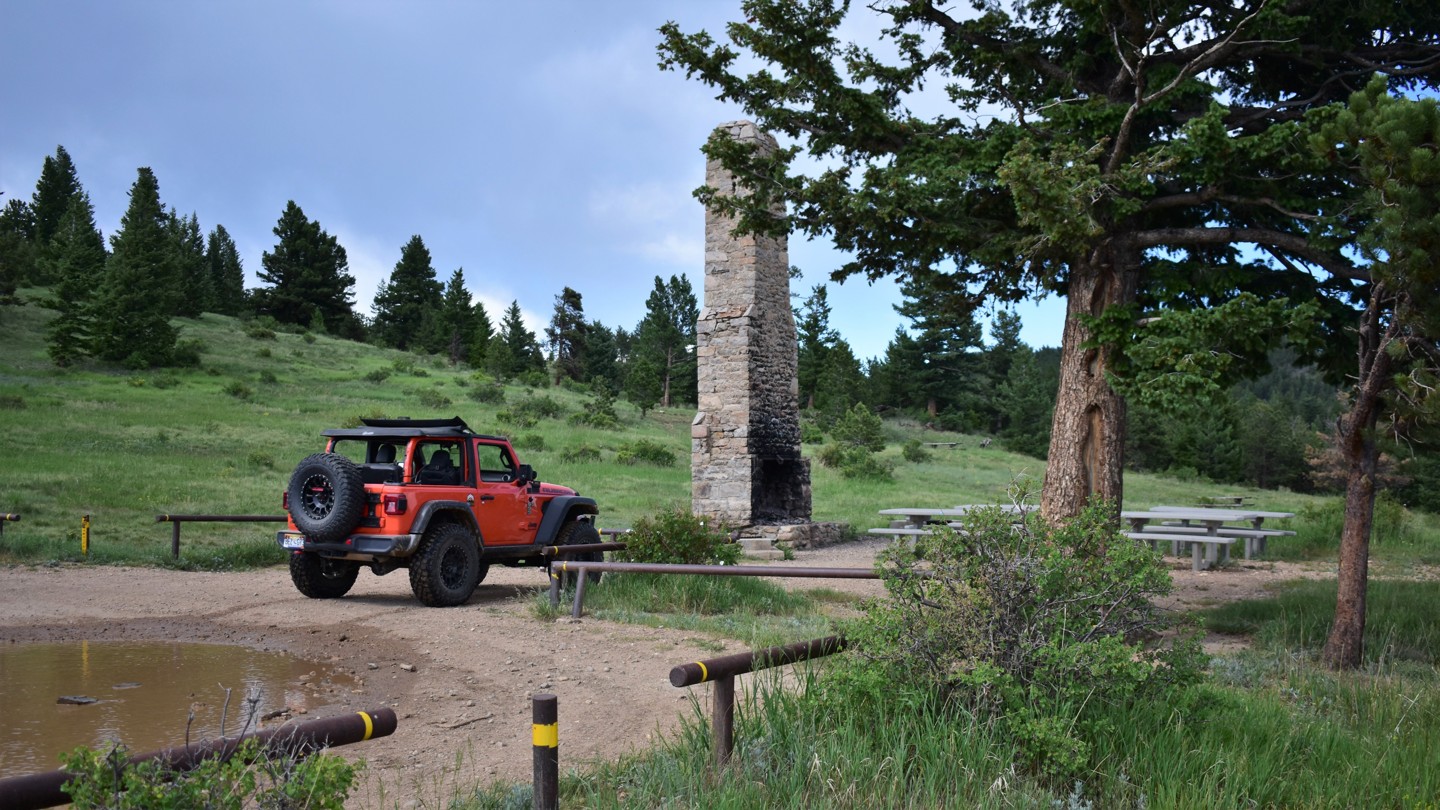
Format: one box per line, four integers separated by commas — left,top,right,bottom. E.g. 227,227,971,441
1,0,1065,358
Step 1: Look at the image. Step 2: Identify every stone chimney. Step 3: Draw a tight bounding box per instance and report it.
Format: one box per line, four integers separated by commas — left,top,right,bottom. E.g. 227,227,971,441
691,120,812,528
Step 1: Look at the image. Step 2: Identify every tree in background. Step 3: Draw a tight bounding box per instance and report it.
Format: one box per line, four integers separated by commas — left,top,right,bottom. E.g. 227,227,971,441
544,286,588,384
489,300,544,379
166,210,208,317
997,347,1059,459
204,224,246,316
29,145,83,283
43,193,107,366
0,197,36,300
371,234,442,351
582,320,621,391
255,201,358,336
894,277,986,426
630,275,698,408
91,168,178,367
660,1,1440,521
467,298,494,370
436,268,476,366
795,283,837,410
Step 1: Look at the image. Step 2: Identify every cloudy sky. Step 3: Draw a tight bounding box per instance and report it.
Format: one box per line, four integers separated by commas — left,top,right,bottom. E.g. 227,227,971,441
1,0,1064,358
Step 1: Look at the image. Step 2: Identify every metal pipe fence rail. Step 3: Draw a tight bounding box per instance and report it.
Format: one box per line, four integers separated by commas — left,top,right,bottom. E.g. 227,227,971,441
549,561,878,618
0,707,398,810
155,513,286,558
541,542,629,606
670,636,849,767
0,512,18,535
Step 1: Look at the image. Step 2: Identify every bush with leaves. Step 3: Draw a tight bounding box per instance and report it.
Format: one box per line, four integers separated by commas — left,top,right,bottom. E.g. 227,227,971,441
850,497,1203,778
560,443,601,463
515,393,565,419
498,408,538,429
59,736,357,810
569,388,621,429
616,439,677,466
901,439,931,463
616,506,739,565
416,388,452,409
816,441,893,480
467,382,506,404
830,402,885,451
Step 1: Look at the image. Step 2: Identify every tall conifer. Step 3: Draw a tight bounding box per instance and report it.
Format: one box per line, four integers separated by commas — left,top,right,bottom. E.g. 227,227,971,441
92,168,178,367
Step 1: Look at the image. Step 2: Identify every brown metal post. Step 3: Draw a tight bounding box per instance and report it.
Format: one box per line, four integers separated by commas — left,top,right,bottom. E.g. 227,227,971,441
172,520,182,558
531,693,558,810
570,568,589,619
712,674,735,767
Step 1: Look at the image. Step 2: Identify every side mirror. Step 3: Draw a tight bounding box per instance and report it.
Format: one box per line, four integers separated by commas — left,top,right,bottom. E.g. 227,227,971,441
516,464,536,485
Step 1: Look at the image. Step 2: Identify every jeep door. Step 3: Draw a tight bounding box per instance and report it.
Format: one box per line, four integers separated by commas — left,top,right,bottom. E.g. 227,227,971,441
471,440,534,546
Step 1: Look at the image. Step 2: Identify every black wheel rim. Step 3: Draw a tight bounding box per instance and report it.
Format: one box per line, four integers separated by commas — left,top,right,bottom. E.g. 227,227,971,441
299,473,334,520
439,545,468,590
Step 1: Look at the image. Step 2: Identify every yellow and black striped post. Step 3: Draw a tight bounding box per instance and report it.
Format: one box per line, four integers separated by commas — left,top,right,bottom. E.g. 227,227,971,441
531,693,558,810
80,514,90,557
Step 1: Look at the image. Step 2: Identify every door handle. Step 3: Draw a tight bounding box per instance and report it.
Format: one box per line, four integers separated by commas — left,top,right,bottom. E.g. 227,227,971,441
480,495,495,502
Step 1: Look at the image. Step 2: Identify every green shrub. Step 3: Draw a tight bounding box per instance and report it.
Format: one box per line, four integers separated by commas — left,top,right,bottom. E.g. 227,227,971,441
416,388,452,409
258,370,278,385
244,324,276,340
302,331,317,344
246,451,276,468
363,368,391,383
150,373,180,390
561,444,602,463
519,369,549,388
850,500,1204,779
831,402,885,451
468,382,505,404
172,338,204,367
839,452,894,480
616,439,677,466
800,419,825,444
257,346,272,358
515,393,565,419
570,388,621,429
0,394,24,409
617,506,739,565
222,381,253,400
498,409,538,429
59,736,358,809
516,433,547,452
391,358,415,374
901,439,932,463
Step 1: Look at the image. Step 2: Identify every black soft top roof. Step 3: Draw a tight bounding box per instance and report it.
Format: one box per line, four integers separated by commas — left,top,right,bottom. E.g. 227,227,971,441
321,416,504,441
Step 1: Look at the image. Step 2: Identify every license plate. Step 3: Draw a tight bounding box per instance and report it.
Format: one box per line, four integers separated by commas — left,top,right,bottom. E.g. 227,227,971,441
278,533,305,549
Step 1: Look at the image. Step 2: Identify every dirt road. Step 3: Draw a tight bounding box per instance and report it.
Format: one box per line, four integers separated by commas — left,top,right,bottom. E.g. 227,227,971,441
0,542,1329,806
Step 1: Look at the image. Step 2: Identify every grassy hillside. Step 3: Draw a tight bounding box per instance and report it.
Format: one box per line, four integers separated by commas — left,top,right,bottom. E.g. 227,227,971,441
0,290,1430,568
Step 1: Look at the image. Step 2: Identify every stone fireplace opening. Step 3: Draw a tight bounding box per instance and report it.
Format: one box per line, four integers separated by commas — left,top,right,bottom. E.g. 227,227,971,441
752,457,812,523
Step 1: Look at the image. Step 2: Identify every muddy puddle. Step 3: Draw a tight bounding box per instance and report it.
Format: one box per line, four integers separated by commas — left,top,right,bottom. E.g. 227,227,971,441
0,640,361,777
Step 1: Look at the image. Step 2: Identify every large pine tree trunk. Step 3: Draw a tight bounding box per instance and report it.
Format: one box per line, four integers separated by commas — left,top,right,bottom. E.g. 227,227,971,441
1041,255,1136,522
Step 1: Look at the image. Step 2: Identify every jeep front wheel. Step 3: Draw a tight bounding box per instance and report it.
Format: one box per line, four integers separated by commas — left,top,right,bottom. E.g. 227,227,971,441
287,453,365,542
409,523,483,607
289,552,359,599
555,520,603,588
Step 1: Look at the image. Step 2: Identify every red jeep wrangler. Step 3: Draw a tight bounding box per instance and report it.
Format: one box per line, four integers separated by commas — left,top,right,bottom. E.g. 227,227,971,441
277,417,600,607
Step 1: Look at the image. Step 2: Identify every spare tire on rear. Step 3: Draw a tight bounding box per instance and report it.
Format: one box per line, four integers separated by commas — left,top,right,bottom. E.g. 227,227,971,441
287,453,365,542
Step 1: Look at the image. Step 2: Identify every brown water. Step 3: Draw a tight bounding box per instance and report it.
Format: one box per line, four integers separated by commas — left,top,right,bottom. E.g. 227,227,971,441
0,641,361,778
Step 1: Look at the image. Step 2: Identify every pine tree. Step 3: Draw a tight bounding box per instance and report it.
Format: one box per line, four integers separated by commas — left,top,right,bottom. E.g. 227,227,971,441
582,321,620,389
631,275,698,407
91,168,178,368
30,146,82,255
256,201,357,334
468,299,494,369
44,193,107,366
795,283,838,410
0,198,36,302
489,300,544,379
436,268,475,365
166,210,208,317
544,286,588,384
371,234,442,351
205,224,246,315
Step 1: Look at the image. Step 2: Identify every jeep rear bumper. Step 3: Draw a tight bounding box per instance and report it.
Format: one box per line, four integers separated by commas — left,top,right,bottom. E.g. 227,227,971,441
277,531,422,560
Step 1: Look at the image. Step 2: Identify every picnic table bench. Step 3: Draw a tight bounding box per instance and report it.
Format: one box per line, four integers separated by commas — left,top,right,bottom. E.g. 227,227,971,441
1124,531,1239,570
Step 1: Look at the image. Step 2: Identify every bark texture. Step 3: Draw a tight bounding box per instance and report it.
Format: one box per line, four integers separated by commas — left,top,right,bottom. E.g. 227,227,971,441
1041,256,1136,522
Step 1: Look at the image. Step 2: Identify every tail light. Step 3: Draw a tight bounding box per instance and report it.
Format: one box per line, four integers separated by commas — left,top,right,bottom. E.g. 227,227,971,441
282,491,289,510
383,493,408,515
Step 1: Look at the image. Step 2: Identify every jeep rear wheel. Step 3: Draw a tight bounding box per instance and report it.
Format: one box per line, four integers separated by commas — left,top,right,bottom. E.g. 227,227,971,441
409,523,484,607
287,453,365,542
289,552,359,599
555,520,603,588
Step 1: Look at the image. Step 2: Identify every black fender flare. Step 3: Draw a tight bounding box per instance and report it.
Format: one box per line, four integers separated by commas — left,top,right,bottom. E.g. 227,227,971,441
535,496,599,544
411,501,482,545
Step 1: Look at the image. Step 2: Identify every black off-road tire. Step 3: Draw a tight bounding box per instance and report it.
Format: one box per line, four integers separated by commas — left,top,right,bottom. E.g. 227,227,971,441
287,453,365,543
289,552,360,599
409,523,483,607
555,520,603,588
